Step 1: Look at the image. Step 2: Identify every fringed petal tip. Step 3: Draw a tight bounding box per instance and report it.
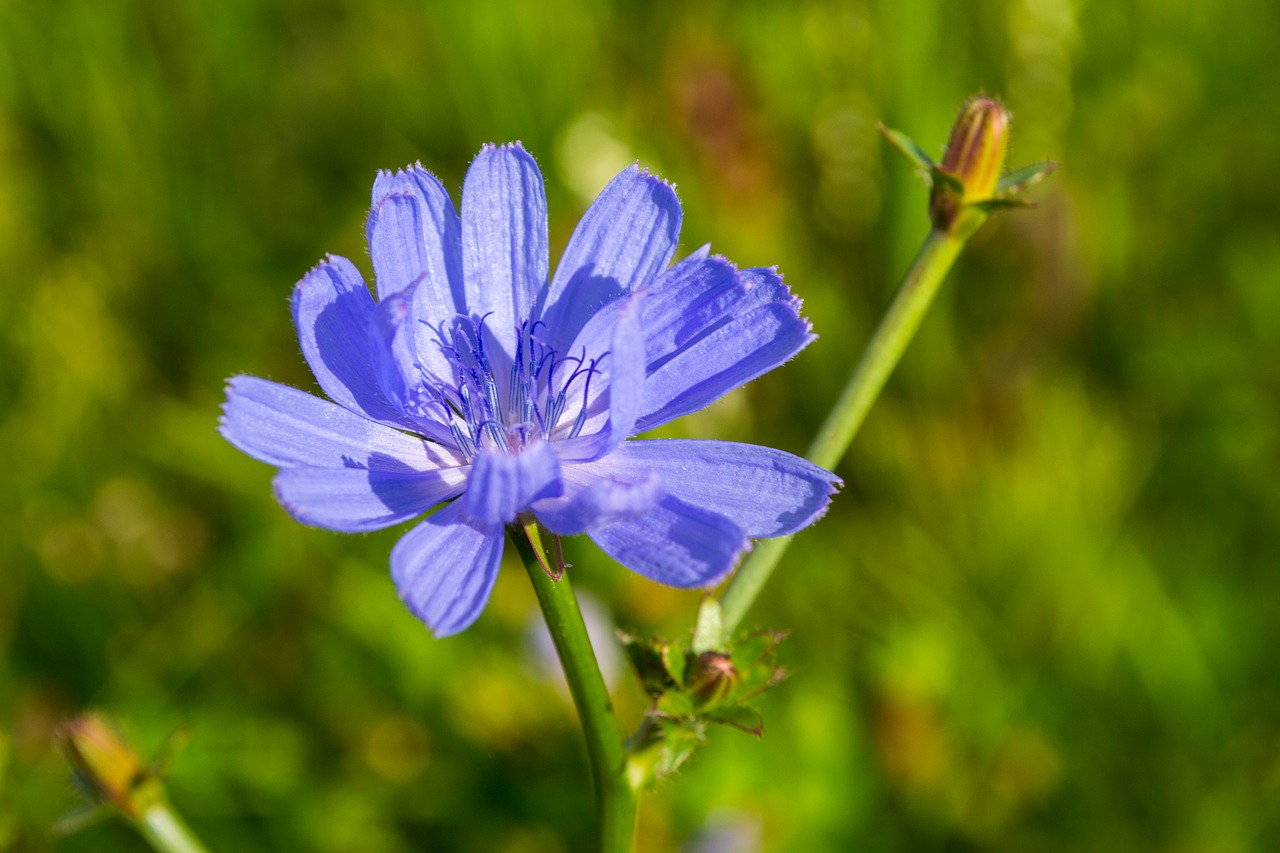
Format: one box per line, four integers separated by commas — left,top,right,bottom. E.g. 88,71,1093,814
798,473,843,528
217,374,245,432
740,265,809,319
742,265,818,350
292,254,360,294
623,162,679,196
373,161,429,184
477,140,532,157
680,256,809,323
371,162,448,205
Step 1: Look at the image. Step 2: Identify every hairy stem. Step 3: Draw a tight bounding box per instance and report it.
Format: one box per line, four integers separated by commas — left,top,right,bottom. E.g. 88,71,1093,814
719,227,966,633
513,519,636,852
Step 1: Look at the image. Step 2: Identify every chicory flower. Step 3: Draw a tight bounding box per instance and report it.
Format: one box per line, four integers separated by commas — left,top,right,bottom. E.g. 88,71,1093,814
220,143,838,636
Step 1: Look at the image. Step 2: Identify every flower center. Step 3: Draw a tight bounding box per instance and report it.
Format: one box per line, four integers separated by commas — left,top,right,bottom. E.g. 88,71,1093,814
436,316,601,459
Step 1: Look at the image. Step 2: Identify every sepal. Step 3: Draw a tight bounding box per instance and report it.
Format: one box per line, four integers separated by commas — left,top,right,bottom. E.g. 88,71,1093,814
997,160,1059,195
879,123,936,175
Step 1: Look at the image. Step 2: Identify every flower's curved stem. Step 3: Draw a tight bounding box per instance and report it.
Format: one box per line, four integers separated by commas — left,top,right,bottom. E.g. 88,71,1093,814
718,228,966,634
513,519,636,852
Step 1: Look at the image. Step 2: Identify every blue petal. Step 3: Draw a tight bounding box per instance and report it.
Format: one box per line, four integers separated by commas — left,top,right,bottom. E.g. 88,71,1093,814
636,254,759,372
460,143,548,357
368,165,466,310
589,495,749,589
220,376,465,470
532,467,661,535
585,439,840,537
391,500,505,637
463,440,564,524
540,165,681,350
273,465,468,532
292,255,406,425
554,289,647,462
635,267,815,431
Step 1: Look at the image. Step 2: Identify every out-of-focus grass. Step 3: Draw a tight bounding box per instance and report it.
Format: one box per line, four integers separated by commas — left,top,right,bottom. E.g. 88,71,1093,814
2,1,1278,850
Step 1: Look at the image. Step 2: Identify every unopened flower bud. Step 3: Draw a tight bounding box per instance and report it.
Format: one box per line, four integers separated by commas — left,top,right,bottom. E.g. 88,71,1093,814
58,714,157,818
930,96,1010,232
685,651,738,708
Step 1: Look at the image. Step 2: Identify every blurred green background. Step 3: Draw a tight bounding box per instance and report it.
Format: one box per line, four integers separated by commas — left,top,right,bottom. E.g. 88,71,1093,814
2,0,1278,850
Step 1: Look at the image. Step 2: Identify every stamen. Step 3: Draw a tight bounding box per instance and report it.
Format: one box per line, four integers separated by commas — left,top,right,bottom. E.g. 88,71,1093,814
481,370,501,421
545,390,567,432
476,419,509,452
523,383,535,424
529,396,547,433
431,309,612,456
448,418,474,457
580,357,600,402
565,357,601,439
510,364,530,427
568,406,588,439
459,384,478,435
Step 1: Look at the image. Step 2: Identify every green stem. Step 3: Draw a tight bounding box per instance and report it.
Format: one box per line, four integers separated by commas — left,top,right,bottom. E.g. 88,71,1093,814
134,801,210,853
512,520,636,853
718,227,967,634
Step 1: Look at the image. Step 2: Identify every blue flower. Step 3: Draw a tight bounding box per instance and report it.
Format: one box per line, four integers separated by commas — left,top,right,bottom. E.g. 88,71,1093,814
220,143,839,636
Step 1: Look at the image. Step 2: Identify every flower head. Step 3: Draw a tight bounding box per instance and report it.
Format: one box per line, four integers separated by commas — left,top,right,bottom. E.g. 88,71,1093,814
221,143,839,636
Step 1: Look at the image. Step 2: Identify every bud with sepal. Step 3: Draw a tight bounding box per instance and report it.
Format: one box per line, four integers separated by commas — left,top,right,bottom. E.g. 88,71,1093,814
882,93,1056,238
58,714,160,821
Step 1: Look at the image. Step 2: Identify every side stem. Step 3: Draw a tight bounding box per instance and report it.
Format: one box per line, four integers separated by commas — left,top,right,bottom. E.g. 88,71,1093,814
718,227,966,633
512,521,636,853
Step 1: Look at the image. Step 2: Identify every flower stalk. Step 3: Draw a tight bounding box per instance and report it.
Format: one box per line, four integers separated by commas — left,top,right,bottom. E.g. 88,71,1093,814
718,228,965,633
513,518,637,852
718,94,1054,636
